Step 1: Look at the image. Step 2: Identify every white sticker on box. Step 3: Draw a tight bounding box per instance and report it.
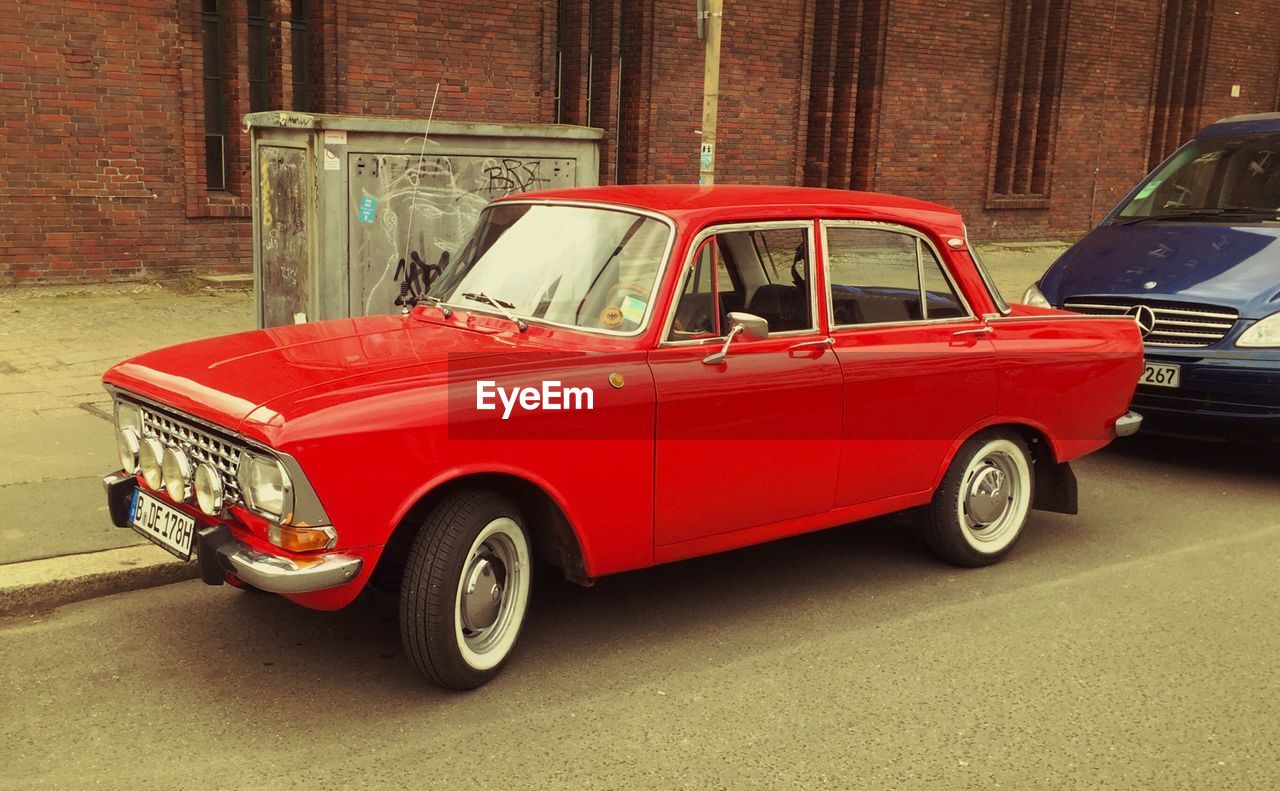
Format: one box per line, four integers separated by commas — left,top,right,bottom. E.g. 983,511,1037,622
323,148,340,171
324,130,347,145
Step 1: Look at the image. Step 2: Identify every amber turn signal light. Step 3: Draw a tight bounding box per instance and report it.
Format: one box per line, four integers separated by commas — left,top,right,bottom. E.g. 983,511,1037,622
267,524,335,553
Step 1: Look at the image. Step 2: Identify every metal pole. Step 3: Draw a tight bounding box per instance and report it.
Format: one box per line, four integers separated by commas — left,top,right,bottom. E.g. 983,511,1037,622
698,0,723,185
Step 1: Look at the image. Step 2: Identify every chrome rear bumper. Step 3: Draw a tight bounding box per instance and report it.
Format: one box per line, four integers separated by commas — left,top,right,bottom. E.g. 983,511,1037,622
1114,410,1143,437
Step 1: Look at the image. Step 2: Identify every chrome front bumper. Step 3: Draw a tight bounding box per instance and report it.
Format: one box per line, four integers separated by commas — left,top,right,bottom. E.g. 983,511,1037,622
104,471,362,595
1114,410,1143,437
199,525,363,594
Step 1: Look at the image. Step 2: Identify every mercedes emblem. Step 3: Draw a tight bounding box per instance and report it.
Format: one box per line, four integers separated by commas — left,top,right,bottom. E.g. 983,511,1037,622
1125,304,1157,338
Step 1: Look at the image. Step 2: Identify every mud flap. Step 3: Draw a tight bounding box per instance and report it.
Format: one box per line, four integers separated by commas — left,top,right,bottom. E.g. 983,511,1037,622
1032,459,1078,515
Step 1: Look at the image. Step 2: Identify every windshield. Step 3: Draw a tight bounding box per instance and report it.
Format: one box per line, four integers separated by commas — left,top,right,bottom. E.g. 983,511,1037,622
427,203,672,333
1116,131,1280,219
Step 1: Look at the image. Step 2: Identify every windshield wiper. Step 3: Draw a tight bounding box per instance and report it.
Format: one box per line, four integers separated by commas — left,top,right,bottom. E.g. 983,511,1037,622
419,293,453,318
1112,207,1280,226
462,292,528,332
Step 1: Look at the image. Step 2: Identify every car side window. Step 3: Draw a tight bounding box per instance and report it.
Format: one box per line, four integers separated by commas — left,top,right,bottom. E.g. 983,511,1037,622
668,227,814,341
826,227,966,326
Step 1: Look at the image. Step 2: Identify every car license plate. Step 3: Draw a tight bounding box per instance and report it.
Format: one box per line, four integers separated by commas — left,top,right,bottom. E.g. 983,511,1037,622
1139,361,1180,388
130,489,196,560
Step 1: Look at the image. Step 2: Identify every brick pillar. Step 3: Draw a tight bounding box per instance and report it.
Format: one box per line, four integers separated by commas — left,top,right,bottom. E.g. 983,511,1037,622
310,0,341,113
618,0,656,184
221,0,252,197
592,0,623,184
265,0,292,111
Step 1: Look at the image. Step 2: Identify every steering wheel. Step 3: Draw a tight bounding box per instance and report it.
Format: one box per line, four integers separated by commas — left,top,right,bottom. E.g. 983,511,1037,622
1162,184,1192,209
672,305,715,336
790,242,807,288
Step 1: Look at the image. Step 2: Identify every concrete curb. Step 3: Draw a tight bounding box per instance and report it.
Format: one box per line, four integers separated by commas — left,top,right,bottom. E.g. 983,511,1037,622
0,545,199,617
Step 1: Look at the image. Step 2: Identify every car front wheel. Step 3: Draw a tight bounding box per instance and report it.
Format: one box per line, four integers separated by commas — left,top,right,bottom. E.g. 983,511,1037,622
399,489,532,689
923,431,1034,567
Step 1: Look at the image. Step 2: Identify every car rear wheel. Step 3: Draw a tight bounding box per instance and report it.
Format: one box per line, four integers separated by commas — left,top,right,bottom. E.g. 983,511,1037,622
923,431,1033,567
399,490,532,690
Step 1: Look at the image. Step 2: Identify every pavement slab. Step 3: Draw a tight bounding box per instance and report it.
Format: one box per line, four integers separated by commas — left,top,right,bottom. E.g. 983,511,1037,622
4,409,115,486
0,477,146,565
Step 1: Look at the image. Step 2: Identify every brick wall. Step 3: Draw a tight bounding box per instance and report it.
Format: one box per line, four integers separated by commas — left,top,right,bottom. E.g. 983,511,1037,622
0,0,559,285
0,1,250,284
335,2,555,121
1200,0,1280,124
4,0,1280,284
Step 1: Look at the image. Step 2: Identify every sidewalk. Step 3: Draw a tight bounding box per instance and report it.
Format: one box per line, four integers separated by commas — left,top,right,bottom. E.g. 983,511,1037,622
0,283,253,614
0,242,1068,615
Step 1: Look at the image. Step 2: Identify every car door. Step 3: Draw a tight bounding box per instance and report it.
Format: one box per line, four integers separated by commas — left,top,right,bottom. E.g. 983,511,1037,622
649,222,844,549
821,221,999,507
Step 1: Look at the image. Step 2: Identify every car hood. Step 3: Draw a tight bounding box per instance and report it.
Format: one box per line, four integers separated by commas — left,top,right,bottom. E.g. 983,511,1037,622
103,314,519,432
1041,223,1280,318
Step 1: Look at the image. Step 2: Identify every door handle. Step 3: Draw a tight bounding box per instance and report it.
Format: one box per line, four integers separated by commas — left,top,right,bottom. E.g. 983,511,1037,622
952,326,994,339
788,337,835,352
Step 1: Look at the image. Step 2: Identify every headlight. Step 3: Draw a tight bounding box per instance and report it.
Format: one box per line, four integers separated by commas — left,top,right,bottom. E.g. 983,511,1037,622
161,446,192,502
1021,284,1052,308
116,427,140,474
114,401,143,474
1236,311,1280,348
114,400,142,435
138,437,165,491
194,463,223,515
237,451,294,522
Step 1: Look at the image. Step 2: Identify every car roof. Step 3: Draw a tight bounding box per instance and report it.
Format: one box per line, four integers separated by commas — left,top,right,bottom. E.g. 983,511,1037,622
1199,112,1280,137
494,184,966,234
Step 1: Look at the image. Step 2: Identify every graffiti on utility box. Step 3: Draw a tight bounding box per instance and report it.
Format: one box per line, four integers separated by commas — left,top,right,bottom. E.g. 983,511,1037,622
258,146,310,328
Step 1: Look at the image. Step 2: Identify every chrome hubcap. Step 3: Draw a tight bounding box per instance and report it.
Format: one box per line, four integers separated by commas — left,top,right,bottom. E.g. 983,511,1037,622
966,464,1009,525
960,448,1023,547
460,554,505,632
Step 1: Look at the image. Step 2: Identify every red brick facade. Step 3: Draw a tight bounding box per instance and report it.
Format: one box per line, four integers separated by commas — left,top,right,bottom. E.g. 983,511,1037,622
3,1,1279,284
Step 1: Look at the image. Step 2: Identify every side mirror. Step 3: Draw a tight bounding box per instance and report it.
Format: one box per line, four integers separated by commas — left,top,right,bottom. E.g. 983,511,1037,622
703,312,770,365
728,311,769,339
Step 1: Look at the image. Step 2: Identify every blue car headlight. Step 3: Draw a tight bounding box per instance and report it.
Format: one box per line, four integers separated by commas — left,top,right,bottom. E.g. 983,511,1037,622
1236,312,1280,348
1021,284,1052,308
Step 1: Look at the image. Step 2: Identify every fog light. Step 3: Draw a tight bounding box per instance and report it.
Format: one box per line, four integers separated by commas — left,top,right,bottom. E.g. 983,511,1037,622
268,524,335,553
194,462,223,515
138,437,165,490
161,446,192,502
116,427,140,474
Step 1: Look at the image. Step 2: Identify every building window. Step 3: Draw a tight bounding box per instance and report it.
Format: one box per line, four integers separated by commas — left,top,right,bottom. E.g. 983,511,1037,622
989,0,1070,203
201,0,227,190
291,0,310,112
247,0,269,112
1148,0,1213,169
802,0,888,190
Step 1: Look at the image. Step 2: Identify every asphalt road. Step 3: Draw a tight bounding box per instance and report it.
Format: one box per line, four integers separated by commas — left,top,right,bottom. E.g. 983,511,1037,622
3,434,1277,789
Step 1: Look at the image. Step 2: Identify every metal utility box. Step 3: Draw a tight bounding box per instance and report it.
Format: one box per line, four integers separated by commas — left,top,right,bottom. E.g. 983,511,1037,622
246,112,603,327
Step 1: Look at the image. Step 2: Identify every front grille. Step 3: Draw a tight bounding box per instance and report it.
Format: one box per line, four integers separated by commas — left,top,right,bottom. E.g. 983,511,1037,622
1062,297,1238,348
138,402,243,503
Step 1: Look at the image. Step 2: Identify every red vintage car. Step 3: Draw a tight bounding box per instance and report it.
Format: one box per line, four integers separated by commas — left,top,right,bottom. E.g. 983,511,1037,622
102,185,1144,689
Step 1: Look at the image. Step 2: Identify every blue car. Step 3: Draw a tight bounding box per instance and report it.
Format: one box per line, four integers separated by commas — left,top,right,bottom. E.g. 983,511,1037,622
1025,112,1280,440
